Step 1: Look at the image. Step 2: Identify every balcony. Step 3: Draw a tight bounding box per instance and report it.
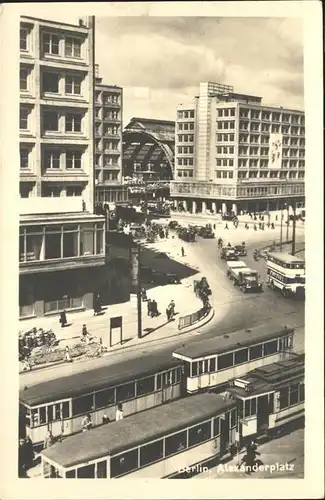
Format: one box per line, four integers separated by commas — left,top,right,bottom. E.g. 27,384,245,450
103,116,120,123
20,196,84,216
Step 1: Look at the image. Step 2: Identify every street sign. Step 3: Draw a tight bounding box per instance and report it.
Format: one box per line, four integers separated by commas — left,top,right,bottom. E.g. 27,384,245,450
109,316,123,347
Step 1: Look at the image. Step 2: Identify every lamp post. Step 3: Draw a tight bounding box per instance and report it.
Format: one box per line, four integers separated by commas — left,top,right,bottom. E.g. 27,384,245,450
280,204,283,252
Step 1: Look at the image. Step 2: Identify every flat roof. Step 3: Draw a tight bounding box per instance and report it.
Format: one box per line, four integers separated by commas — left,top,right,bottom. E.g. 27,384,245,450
267,252,305,263
20,213,104,223
173,323,294,361
21,16,89,31
41,393,236,467
20,350,180,406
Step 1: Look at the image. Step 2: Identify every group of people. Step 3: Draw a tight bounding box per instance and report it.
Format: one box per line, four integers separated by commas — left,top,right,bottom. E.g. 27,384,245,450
18,436,35,478
81,404,124,432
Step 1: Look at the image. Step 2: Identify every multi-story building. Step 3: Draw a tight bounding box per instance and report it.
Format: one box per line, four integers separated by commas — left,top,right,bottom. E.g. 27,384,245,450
171,82,305,214
19,15,108,319
94,67,128,206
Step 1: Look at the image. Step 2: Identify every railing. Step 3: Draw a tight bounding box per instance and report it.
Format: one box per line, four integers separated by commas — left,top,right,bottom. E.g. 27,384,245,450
178,303,211,330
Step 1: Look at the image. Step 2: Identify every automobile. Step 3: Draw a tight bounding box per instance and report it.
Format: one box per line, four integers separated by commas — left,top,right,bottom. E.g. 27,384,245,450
234,245,247,256
221,247,239,261
200,228,215,239
168,220,180,229
222,213,237,221
150,271,181,285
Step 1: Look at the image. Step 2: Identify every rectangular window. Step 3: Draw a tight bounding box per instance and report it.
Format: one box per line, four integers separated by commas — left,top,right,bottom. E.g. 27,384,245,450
116,382,135,403
289,384,299,406
72,394,94,416
249,344,263,360
20,68,28,91
43,33,60,55
62,401,70,419
264,340,278,356
299,383,305,402
213,417,220,436
45,231,61,259
45,150,60,169
165,430,187,456
279,387,289,410
188,421,211,447
66,186,83,197
217,352,234,370
63,231,78,258
230,409,236,427
20,149,29,169
94,388,115,409
137,376,155,396
39,406,47,424
97,460,107,479
191,362,198,377
20,27,28,50
244,398,257,417
20,107,29,130
66,151,82,169
66,470,76,478
66,113,82,132
234,348,248,365
140,440,163,467
65,75,82,95
111,450,138,478
77,464,95,479
65,37,81,58
43,111,59,132
209,357,216,372
42,72,59,93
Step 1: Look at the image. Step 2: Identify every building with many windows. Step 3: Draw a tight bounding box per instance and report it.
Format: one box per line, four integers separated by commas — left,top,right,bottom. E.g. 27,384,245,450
94,66,128,206
19,16,109,318
171,82,305,214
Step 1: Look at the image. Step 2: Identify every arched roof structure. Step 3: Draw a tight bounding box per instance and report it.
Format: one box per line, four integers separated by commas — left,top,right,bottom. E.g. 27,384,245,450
123,118,175,181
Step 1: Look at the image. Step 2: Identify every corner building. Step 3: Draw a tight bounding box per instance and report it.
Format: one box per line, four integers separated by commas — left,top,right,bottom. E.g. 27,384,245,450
171,82,305,215
19,16,107,319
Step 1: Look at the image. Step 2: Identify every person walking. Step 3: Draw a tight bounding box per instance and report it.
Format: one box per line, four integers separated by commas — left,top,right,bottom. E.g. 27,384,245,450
59,310,67,328
65,345,72,363
43,430,54,449
82,324,89,341
225,223,229,230
115,404,124,421
169,300,175,319
24,436,35,470
181,246,185,257
166,306,171,322
151,299,159,317
147,299,152,317
18,439,27,478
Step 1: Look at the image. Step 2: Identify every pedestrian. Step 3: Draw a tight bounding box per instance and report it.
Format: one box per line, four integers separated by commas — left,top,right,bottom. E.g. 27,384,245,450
151,299,159,317
166,229,169,238
267,221,270,228
271,222,275,230
181,246,185,257
254,224,257,231
115,403,124,421
166,307,171,322
93,293,101,316
43,430,54,449
81,413,92,431
24,436,34,470
170,300,175,317
141,288,147,302
18,438,27,478
275,214,278,221
65,345,72,363
102,414,110,424
213,224,216,230
227,242,231,247
82,324,89,340
225,223,229,230
147,299,152,317
59,310,67,328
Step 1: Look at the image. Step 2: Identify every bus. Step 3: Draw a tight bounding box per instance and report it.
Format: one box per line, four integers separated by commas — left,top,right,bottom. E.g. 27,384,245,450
172,323,295,394
266,252,305,298
40,393,237,479
19,351,183,449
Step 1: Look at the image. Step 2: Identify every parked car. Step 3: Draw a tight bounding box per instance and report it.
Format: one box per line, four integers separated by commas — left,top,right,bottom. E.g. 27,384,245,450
221,247,239,261
234,245,247,256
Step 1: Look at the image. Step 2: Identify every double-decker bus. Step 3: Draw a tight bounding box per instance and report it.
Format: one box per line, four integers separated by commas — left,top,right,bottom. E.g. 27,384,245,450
266,252,305,298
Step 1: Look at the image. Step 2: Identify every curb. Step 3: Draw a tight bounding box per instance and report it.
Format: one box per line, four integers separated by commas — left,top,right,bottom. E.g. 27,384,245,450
19,307,215,374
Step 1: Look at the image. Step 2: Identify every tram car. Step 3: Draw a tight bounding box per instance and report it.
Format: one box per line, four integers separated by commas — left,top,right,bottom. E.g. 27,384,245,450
224,352,304,446
40,393,237,479
172,324,295,394
19,351,183,449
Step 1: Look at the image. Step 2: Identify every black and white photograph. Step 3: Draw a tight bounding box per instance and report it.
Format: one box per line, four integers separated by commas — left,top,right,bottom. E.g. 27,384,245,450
0,1,323,499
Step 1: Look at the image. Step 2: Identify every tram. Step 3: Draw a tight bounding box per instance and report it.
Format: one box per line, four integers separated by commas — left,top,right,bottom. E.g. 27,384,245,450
40,393,237,479
225,352,304,446
172,323,295,394
19,351,183,448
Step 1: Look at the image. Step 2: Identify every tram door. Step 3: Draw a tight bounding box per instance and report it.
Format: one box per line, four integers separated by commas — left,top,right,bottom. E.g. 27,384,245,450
48,400,71,437
197,360,209,392
256,395,270,433
220,413,230,455
162,372,173,403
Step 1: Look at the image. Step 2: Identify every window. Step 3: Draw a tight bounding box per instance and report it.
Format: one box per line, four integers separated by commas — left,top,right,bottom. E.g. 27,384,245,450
66,113,82,132
20,27,28,50
43,185,61,197
63,230,78,258
165,430,187,456
244,398,257,417
65,75,82,95
39,406,47,424
20,68,28,91
65,37,81,58
213,417,220,436
45,150,60,169
191,362,198,377
43,33,60,55
72,394,94,416
66,151,82,169
66,470,76,478
77,464,95,479
116,382,135,402
250,344,263,360
66,186,83,197
289,384,299,406
62,401,70,419
209,357,216,372
279,387,289,409
230,409,237,427
299,383,305,402
264,340,278,356
45,228,61,258
20,107,29,130
42,72,59,93
20,149,29,169
43,111,59,132
140,440,163,467
188,421,211,447
217,352,234,370
111,450,138,478
97,460,107,479
137,376,155,396
94,388,115,409
234,348,248,365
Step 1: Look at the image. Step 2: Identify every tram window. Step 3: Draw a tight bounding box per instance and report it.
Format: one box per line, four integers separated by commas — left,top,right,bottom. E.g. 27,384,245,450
66,469,76,478
31,408,39,427
299,383,305,402
191,362,198,377
165,430,187,456
230,409,237,428
95,388,115,409
164,371,172,386
213,417,220,436
111,449,138,478
244,398,257,417
39,406,47,424
54,404,61,420
77,464,95,478
137,376,155,396
175,367,181,383
62,401,70,419
249,344,263,360
97,460,107,478
171,369,177,385
189,421,211,447
116,382,135,403
279,387,289,410
24,407,31,427
209,357,216,372
72,394,94,416
156,374,162,390
264,340,278,356
48,406,54,423
289,384,299,406
234,348,248,365
140,439,163,467
217,352,234,370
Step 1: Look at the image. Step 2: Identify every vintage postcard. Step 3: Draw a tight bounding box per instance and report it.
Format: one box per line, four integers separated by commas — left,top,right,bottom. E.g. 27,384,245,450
0,1,323,499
